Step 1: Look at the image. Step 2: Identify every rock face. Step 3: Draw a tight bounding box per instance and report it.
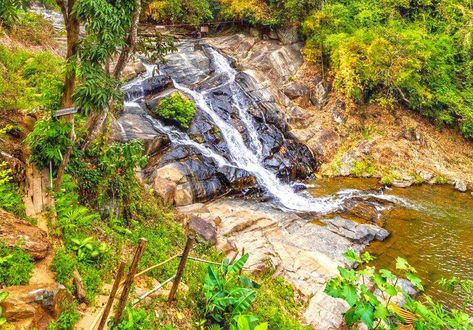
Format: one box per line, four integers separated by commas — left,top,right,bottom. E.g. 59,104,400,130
1,283,72,329
178,198,391,328
115,40,318,207
0,209,50,260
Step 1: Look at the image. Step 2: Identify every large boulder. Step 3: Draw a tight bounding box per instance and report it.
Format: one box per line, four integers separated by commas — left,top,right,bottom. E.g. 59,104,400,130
0,209,50,260
1,283,73,329
322,216,390,244
187,216,217,245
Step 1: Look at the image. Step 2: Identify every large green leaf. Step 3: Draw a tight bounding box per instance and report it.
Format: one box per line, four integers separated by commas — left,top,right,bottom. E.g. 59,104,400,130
355,303,375,329
229,254,249,274
0,291,9,303
232,289,257,316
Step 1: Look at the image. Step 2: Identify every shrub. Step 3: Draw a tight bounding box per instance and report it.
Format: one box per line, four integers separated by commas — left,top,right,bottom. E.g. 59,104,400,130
350,160,375,177
325,250,472,329
46,302,80,330
0,46,64,111
51,248,76,286
303,0,473,139
155,93,196,129
25,119,72,169
0,244,34,286
111,305,154,330
0,162,25,217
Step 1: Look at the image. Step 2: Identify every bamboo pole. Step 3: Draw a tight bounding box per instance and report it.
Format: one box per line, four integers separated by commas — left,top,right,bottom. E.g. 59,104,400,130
168,235,194,302
113,238,147,325
132,275,176,306
97,262,126,330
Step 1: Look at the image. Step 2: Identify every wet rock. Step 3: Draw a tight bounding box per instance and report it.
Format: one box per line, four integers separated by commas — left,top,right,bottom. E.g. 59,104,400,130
344,202,380,222
144,134,170,156
124,75,172,101
1,283,73,329
322,216,389,244
454,180,467,192
187,216,217,245
0,209,50,260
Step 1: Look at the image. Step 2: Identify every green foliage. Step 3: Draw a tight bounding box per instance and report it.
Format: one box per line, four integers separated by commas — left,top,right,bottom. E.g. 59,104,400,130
350,159,375,177
70,236,109,263
325,250,472,329
111,305,154,330
0,244,34,286
46,302,80,330
95,140,148,221
0,291,9,326
0,46,64,111
303,0,473,138
73,0,139,115
51,248,76,286
0,0,27,27
0,162,25,217
145,0,214,25
203,254,261,327
155,93,196,129
231,315,268,330
25,118,72,169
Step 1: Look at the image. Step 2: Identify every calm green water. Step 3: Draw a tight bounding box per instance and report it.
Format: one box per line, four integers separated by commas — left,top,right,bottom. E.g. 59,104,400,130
307,177,473,312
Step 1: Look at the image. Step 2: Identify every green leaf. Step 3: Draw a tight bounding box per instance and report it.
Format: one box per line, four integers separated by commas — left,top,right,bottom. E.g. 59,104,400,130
406,272,424,291
0,291,9,303
342,284,358,307
374,304,389,320
379,269,396,281
395,257,414,272
343,250,362,264
254,323,268,330
355,303,375,329
232,289,256,315
0,317,6,326
229,254,249,274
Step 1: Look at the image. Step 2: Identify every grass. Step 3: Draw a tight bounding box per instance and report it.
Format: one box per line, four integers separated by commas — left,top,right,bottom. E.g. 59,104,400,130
350,159,376,177
0,244,34,286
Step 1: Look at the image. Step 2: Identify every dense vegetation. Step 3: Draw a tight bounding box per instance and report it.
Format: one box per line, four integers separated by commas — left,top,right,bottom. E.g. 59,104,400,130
303,0,473,138
0,0,472,329
326,250,473,329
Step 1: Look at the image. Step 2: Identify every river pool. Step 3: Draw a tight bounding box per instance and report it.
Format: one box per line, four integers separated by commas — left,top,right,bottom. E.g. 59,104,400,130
307,177,473,312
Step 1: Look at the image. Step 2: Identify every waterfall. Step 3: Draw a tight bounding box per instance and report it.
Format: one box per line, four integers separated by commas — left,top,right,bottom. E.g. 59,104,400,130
121,45,414,214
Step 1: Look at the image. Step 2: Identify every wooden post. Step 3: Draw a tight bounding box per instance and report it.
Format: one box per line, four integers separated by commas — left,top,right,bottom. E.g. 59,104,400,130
113,238,147,325
97,262,126,330
168,235,194,302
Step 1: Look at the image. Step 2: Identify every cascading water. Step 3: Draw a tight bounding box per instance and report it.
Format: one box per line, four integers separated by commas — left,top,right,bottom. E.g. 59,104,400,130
121,45,414,213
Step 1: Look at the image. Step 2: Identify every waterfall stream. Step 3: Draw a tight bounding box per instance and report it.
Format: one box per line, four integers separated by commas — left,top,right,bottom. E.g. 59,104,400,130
122,45,413,213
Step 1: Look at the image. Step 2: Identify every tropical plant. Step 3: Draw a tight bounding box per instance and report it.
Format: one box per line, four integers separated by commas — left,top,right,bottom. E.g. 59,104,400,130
155,92,196,129
325,250,473,329
70,236,109,263
0,0,27,27
0,291,9,326
110,305,153,330
203,254,262,327
0,162,25,217
25,118,72,169
0,244,34,286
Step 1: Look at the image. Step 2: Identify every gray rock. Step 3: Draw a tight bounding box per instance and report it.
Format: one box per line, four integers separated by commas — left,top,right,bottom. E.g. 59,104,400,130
188,216,217,245
310,81,328,107
283,82,310,100
392,180,414,188
323,216,389,244
276,26,300,44
329,99,346,124
417,170,434,182
455,180,467,192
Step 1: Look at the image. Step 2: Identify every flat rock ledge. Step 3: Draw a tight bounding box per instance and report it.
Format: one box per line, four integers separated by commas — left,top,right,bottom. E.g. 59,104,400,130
178,199,389,329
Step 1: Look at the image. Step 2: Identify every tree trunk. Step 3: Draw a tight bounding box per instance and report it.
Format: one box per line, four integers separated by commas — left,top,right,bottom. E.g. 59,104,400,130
54,0,80,191
113,0,141,79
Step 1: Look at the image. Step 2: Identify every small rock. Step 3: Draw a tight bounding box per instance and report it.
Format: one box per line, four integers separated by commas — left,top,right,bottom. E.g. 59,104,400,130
2,283,72,329
283,82,310,100
153,178,176,204
392,180,413,188
323,216,389,244
310,81,327,107
188,216,217,245
417,170,434,182
0,209,51,260
454,180,467,192
176,203,209,214
328,99,346,124
175,184,194,206
276,26,299,44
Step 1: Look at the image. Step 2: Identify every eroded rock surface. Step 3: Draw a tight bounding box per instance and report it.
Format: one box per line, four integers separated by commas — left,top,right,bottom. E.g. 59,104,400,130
0,208,50,260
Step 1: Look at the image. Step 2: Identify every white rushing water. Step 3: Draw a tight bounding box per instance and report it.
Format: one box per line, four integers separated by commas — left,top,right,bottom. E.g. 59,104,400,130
122,47,415,214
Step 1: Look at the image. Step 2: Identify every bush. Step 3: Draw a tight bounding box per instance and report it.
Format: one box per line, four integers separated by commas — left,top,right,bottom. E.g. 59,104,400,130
303,0,473,138
0,244,34,286
0,46,64,111
51,249,76,286
0,162,25,217
155,92,196,129
25,119,72,169
46,302,80,330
